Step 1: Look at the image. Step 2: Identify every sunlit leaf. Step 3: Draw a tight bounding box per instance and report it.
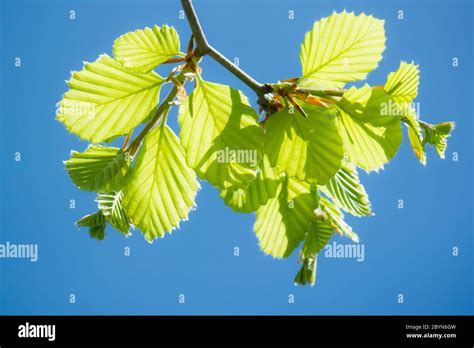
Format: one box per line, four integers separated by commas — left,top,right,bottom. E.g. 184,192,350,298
294,220,333,286
421,121,455,159
320,161,372,216
65,145,130,192
264,105,344,184
123,124,199,241
404,111,426,165
299,11,385,89
57,55,165,143
319,196,359,243
113,25,182,73
178,77,263,189
337,85,402,172
254,177,318,258
220,156,282,213
97,191,131,236
385,61,419,105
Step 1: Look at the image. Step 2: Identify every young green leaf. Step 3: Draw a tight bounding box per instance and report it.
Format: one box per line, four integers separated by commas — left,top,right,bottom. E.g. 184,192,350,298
385,61,419,104
178,77,263,189
123,124,199,241
421,121,455,159
76,211,107,240
294,220,333,286
254,177,319,258
320,161,372,217
383,62,425,164
299,11,385,89
65,145,130,192
57,55,165,143
337,85,402,172
96,191,131,236
319,196,359,243
113,25,182,73
264,105,344,185
404,111,426,165
219,156,282,213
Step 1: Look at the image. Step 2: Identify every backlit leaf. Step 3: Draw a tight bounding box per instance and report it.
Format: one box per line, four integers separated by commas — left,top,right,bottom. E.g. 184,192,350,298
319,196,359,243
57,55,165,143
178,77,263,189
97,191,131,236
294,220,333,286
421,121,455,159
337,85,403,172
65,145,130,192
113,25,182,73
254,177,318,258
299,11,385,89
123,124,199,241
220,156,282,213
264,105,344,184
385,61,419,104
320,161,372,216
404,111,426,165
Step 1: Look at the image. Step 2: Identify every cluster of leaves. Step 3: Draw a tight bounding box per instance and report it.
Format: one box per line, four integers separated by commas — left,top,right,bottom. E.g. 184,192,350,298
58,11,454,285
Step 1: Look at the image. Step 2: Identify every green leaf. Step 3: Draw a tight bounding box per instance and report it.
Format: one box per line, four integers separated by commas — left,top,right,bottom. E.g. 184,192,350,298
404,111,426,165
294,220,333,286
385,61,419,104
264,105,344,184
178,77,263,189
337,85,403,172
123,124,199,241
320,161,372,216
299,11,385,89
113,25,182,73
57,55,165,143
65,145,130,192
254,177,318,258
319,196,359,243
219,156,282,213
76,211,107,240
96,191,131,236
421,121,455,159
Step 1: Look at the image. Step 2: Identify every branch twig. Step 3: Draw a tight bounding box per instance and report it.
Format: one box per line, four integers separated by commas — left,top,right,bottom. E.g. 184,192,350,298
181,0,268,96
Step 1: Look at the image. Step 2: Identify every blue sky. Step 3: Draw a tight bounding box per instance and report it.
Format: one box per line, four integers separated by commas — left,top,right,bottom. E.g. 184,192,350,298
0,0,472,315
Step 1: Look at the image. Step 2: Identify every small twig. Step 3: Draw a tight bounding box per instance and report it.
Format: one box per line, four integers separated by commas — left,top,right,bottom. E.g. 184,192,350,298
162,57,187,64
181,0,210,56
181,0,268,96
121,130,133,149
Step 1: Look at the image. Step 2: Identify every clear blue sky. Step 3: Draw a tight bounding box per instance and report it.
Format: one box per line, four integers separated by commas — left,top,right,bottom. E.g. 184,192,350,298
0,0,472,315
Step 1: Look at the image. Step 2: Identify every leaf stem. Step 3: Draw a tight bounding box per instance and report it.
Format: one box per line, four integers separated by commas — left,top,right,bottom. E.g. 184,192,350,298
121,129,133,150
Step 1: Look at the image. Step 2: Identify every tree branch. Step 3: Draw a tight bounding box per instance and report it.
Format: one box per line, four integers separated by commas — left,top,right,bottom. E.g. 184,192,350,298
181,0,268,96
181,0,210,56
